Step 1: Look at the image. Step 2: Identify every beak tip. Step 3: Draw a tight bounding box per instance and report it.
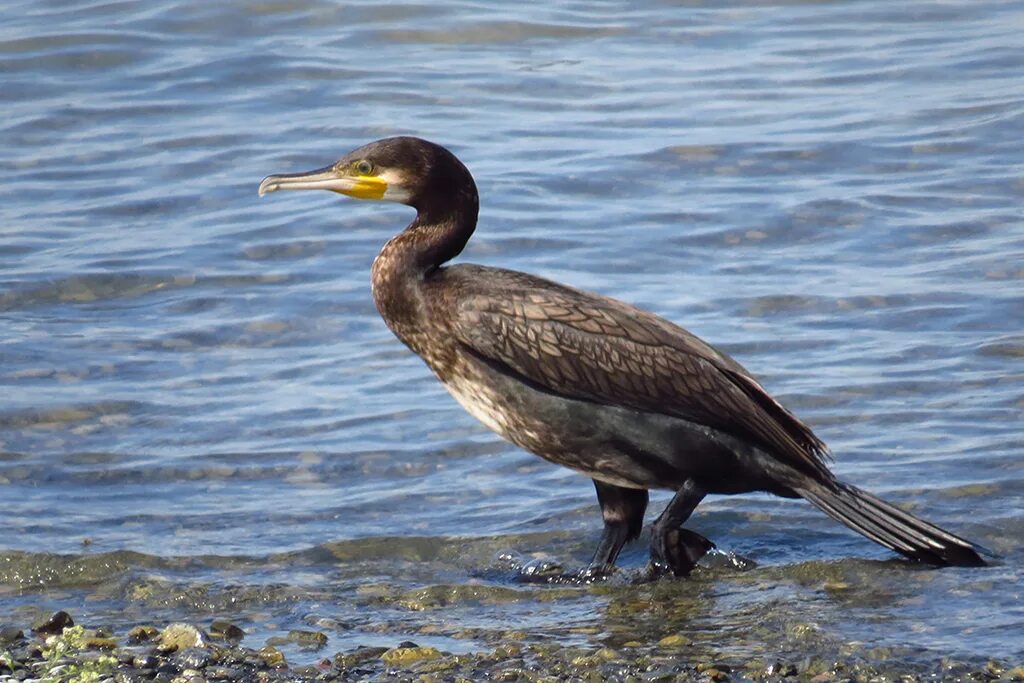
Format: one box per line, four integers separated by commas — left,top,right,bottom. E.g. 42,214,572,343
257,177,277,198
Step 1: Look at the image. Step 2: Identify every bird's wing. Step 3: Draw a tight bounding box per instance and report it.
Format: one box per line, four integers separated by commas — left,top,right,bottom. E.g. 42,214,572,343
449,274,831,479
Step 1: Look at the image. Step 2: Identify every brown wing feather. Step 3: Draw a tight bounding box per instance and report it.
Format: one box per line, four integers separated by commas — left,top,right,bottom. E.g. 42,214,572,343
443,266,831,479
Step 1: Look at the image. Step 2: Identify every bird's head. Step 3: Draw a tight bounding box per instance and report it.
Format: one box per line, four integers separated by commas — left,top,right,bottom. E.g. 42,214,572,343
258,136,476,215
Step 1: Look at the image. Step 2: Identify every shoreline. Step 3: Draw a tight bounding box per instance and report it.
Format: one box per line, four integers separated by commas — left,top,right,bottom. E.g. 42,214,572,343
2,611,1022,682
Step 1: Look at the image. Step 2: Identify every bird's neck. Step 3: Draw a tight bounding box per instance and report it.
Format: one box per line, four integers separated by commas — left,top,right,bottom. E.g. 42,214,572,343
371,197,478,352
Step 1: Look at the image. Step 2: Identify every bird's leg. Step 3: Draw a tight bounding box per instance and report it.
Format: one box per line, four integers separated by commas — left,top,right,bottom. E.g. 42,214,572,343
584,480,649,579
650,479,712,577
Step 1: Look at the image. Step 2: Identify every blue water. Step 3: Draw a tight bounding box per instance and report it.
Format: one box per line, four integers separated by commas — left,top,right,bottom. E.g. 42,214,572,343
1,0,1022,667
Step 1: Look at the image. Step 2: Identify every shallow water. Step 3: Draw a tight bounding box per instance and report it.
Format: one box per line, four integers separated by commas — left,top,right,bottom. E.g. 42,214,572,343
1,0,1022,669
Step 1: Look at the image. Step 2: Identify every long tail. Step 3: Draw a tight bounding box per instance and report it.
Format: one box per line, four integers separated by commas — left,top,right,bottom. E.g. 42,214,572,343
796,481,990,567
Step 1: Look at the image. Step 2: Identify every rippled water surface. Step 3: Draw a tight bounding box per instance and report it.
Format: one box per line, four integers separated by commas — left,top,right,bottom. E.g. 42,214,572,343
2,0,1022,669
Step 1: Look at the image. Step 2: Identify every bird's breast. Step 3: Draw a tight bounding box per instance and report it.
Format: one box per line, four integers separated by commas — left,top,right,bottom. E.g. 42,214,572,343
442,373,520,441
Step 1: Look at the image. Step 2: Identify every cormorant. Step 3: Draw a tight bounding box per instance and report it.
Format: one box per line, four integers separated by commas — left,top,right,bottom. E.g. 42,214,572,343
259,136,988,577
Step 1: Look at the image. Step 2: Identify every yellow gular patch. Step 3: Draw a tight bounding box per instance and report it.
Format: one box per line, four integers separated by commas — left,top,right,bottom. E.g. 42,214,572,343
337,175,388,200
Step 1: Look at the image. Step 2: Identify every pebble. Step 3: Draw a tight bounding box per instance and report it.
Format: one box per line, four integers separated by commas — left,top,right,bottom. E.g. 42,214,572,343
0,626,24,644
128,625,160,643
286,629,328,648
159,623,208,652
134,654,159,669
174,647,212,669
258,645,287,668
210,620,245,642
381,646,442,665
30,610,73,635
657,634,692,648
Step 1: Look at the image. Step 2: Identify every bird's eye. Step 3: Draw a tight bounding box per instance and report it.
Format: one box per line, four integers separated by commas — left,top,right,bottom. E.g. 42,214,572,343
355,160,373,175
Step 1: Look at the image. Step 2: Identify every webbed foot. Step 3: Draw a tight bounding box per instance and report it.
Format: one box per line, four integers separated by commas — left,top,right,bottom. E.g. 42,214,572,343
649,527,715,578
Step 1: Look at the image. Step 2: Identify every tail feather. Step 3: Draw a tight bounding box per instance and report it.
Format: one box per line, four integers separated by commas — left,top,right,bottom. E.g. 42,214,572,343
797,481,989,567
803,489,918,555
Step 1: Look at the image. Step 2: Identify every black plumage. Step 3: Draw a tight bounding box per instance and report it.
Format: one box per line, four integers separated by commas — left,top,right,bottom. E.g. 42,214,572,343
260,136,989,576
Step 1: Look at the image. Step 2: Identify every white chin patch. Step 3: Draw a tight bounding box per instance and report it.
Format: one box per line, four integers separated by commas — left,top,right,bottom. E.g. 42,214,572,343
379,169,411,203
382,186,412,203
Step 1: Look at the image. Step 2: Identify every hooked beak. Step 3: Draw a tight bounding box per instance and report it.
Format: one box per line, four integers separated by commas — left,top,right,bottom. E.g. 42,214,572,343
258,164,388,200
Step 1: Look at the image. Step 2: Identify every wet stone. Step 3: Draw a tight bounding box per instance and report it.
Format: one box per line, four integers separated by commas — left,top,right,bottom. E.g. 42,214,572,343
765,661,798,677
128,625,160,643
177,668,207,683
209,620,245,642
133,654,159,669
0,626,24,644
381,646,443,665
31,610,73,635
657,633,692,648
174,647,212,670
258,645,286,668
641,666,679,682
336,645,389,668
491,643,522,658
159,623,207,652
307,615,345,630
156,662,179,675
83,635,119,649
286,629,328,649
205,666,240,680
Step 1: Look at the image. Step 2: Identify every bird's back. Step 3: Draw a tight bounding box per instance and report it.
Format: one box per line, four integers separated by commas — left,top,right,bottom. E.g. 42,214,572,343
425,263,832,483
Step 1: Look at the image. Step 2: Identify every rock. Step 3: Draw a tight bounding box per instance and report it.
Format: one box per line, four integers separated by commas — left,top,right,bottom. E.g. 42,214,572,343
381,646,442,665
286,629,328,648
205,666,240,680
336,646,390,668
1003,666,1024,681
263,636,290,648
174,647,212,669
210,620,245,642
30,610,73,635
0,626,24,644
82,635,118,649
641,666,678,682
698,662,732,679
133,654,159,669
657,634,691,648
308,616,344,630
258,645,286,668
158,623,207,652
491,644,522,659
127,625,160,643
175,668,207,683
766,661,798,677
156,662,179,676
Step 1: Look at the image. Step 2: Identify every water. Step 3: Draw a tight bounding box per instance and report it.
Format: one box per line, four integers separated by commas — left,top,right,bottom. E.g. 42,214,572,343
1,0,1022,668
